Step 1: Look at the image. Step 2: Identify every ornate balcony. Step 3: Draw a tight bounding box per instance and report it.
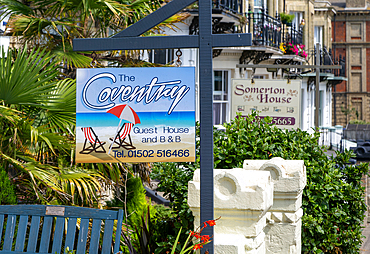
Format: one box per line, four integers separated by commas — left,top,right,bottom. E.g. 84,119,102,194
185,0,244,17
310,46,345,76
247,6,303,48
186,3,305,63
187,0,244,36
213,0,244,15
247,8,281,47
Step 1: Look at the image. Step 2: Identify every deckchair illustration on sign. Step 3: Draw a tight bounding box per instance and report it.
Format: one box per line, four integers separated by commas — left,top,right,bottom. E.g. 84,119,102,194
107,104,141,154
80,127,106,154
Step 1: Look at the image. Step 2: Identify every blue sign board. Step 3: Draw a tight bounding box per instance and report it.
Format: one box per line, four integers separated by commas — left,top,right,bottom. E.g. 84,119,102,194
76,67,196,163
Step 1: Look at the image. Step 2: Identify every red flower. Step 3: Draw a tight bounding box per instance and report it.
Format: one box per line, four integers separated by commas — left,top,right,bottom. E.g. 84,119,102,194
190,230,201,239
203,222,207,228
193,243,204,250
206,220,216,226
201,235,211,243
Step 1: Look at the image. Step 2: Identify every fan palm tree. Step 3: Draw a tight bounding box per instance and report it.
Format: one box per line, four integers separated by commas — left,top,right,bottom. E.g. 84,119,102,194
0,0,185,206
0,45,116,206
0,0,189,73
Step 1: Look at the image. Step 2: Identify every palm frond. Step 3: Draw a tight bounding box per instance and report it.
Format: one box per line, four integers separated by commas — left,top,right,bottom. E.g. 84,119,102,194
0,45,59,106
1,151,106,205
0,104,21,124
52,46,92,69
33,78,76,134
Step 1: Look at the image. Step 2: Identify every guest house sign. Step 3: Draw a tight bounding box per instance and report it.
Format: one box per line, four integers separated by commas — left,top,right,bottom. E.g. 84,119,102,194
232,79,301,129
76,67,196,163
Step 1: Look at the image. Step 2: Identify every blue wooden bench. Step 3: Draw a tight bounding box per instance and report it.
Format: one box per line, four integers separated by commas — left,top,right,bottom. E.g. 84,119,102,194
0,205,123,254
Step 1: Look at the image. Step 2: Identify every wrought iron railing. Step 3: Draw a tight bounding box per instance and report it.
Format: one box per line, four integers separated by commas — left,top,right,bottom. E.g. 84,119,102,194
188,3,305,52
213,0,243,15
313,46,346,77
282,23,303,45
247,5,303,48
247,7,281,47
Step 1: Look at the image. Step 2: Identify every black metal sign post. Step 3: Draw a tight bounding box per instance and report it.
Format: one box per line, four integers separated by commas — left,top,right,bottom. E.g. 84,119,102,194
74,1,251,253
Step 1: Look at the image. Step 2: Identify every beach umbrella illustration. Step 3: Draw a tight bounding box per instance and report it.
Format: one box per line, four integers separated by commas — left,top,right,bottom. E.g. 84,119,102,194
107,104,141,154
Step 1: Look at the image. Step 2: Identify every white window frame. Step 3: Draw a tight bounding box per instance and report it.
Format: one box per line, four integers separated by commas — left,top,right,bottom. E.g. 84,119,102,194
213,70,231,125
254,0,267,12
148,49,174,65
291,12,304,29
314,26,323,48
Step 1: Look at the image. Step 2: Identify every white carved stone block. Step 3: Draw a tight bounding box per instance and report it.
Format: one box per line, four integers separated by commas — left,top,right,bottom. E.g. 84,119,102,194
214,232,265,254
188,168,274,253
243,157,306,212
188,158,306,254
265,210,303,254
243,157,306,254
188,168,273,212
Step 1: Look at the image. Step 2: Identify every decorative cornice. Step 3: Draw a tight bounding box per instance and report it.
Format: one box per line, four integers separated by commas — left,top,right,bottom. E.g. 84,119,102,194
336,10,370,15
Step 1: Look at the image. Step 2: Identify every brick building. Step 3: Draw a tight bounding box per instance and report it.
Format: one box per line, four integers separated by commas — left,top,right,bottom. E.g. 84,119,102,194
331,0,370,126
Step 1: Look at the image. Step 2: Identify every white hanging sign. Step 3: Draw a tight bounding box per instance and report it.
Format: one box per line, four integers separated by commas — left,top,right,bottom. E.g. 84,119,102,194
231,79,301,129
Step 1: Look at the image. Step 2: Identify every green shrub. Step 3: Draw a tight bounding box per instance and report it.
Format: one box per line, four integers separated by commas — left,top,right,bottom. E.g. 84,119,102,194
214,112,368,253
0,165,17,205
279,13,295,24
107,173,156,253
152,112,369,253
151,162,195,252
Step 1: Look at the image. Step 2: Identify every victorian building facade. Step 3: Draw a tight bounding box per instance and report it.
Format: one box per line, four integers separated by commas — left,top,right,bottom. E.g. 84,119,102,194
143,0,343,138
330,0,370,127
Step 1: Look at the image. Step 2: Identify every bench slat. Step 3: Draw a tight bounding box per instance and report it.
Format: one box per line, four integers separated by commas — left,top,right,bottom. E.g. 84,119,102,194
14,215,28,251
51,217,65,254
3,215,16,250
101,220,114,253
64,217,77,254
39,216,53,253
88,219,102,254
114,210,124,253
0,215,4,246
76,218,89,254
27,216,40,252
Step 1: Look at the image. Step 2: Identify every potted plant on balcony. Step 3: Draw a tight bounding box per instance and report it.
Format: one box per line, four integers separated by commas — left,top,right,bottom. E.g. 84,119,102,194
279,13,295,26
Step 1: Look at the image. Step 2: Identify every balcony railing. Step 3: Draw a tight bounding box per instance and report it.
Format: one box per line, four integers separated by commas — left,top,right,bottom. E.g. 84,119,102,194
188,4,304,52
282,24,303,45
314,46,346,77
247,6,303,48
247,8,281,47
213,0,244,15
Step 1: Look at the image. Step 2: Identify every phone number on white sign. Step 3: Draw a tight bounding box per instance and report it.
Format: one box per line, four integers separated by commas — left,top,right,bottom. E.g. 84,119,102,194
259,116,296,126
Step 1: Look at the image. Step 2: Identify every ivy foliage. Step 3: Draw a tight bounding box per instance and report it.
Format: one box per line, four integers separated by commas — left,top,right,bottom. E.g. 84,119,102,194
152,111,369,253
